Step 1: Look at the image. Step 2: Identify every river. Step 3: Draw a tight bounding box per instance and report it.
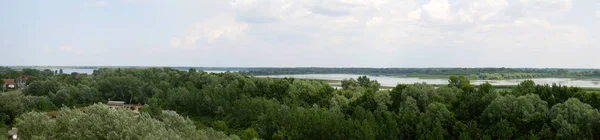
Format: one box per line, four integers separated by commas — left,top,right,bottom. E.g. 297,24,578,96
37,68,600,88
256,74,600,88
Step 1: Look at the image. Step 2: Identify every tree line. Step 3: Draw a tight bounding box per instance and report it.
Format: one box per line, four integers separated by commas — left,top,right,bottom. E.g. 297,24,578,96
2,67,600,139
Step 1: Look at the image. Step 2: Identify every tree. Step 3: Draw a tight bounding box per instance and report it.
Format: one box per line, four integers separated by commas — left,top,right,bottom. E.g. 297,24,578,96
98,75,144,104
593,70,600,76
213,120,229,133
481,94,549,137
0,80,4,92
389,84,408,111
550,98,600,139
478,82,495,94
400,83,436,111
515,80,536,95
417,102,453,140
448,76,475,93
240,128,259,140
341,78,358,90
22,68,40,76
16,104,238,140
397,97,420,139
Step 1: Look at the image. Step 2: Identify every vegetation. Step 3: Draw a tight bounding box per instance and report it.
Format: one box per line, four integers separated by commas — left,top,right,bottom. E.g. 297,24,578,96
17,104,239,140
240,67,600,80
2,68,600,139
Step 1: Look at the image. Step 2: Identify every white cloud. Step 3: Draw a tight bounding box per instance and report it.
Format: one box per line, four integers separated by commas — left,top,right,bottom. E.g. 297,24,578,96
169,37,182,48
422,0,454,21
407,9,422,20
410,0,483,24
84,1,107,7
60,46,73,52
519,0,573,17
160,0,593,67
59,46,86,55
171,16,248,48
597,10,600,17
454,18,592,67
458,0,509,21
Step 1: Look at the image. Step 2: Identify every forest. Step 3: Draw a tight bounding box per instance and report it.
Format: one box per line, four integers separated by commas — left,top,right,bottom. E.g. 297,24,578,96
2,67,600,139
240,67,600,80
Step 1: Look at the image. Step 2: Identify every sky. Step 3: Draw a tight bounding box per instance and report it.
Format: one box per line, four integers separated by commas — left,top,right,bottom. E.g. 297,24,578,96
1,0,599,68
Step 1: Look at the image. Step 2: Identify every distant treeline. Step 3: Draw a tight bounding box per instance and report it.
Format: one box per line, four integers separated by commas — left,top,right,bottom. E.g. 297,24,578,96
240,67,600,80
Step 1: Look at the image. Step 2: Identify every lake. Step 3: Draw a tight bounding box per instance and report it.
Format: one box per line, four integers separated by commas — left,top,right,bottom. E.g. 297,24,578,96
256,74,600,88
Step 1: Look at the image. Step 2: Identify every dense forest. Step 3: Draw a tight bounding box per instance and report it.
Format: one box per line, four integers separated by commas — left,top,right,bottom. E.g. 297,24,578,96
241,67,600,80
3,67,600,139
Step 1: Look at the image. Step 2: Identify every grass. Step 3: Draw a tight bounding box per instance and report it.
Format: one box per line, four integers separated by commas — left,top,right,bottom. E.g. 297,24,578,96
0,126,6,139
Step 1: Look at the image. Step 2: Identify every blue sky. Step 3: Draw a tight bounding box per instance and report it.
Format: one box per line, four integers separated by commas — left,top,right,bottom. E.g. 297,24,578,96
1,0,599,68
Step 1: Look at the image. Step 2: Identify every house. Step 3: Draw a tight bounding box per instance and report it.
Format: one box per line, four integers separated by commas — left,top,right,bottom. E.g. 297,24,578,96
7,128,18,140
107,101,126,107
15,76,30,89
2,79,15,89
107,101,143,112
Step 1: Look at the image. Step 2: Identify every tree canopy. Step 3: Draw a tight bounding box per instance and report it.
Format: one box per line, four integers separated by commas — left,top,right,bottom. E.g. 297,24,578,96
2,67,600,139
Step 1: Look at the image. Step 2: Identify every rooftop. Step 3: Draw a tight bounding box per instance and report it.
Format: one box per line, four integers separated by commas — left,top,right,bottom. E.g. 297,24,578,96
107,101,125,106
3,79,15,85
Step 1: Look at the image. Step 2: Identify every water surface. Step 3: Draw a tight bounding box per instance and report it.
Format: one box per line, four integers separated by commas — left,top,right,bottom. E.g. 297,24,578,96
257,74,600,88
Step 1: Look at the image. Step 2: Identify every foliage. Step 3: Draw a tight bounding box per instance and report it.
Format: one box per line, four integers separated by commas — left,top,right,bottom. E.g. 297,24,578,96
5,68,600,139
16,104,238,140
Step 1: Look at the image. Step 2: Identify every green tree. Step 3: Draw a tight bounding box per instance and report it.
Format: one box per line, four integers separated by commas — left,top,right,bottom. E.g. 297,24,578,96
213,120,229,133
481,94,549,137
0,80,4,92
593,70,600,76
99,75,145,104
389,84,409,111
397,97,420,139
478,82,495,94
448,76,474,93
341,78,358,90
550,98,600,139
16,104,237,140
240,128,259,140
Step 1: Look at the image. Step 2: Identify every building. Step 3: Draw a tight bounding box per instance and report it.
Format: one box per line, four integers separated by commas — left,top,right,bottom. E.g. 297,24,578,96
14,76,30,89
2,79,15,89
107,101,126,107
7,128,18,140
107,101,143,112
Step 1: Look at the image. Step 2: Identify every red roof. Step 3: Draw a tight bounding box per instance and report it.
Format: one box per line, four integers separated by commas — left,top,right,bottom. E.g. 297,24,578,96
16,76,32,81
3,79,15,85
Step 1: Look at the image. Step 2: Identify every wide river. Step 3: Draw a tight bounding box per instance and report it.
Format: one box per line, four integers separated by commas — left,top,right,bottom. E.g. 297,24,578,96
257,74,600,88
36,68,600,88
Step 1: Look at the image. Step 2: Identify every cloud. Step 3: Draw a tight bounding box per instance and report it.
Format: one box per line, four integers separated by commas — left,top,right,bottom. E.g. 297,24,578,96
170,16,248,48
408,0,476,24
519,0,573,17
458,0,509,21
159,0,594,67
169,37,182,48
59,45,86,55
84,1,107,7
60,46,73,52
421,0,454,21
597,10,600,17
